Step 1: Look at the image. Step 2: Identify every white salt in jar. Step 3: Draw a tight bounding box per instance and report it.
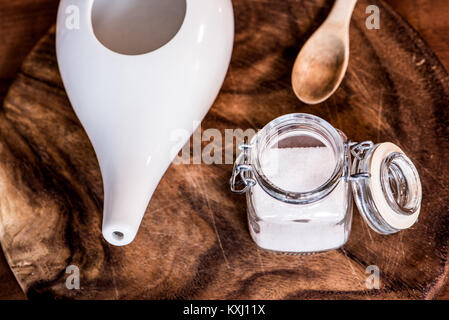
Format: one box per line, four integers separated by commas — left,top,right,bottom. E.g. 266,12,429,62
230,113,422,254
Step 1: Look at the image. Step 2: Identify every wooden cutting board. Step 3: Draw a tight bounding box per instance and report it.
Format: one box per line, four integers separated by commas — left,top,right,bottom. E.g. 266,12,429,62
1,0,449,299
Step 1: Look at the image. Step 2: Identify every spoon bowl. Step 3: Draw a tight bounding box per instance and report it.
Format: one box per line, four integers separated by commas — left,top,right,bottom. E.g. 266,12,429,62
291,0,357,104
292,33,347,104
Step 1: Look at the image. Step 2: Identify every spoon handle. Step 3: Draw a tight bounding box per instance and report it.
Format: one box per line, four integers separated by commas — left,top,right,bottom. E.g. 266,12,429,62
326,0,358,28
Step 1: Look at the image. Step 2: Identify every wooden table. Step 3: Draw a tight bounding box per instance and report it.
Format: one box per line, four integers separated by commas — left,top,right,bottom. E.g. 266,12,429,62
0,0,448,300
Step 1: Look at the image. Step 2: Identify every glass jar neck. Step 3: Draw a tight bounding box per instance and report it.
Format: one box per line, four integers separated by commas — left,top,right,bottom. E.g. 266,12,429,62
250,113,346,205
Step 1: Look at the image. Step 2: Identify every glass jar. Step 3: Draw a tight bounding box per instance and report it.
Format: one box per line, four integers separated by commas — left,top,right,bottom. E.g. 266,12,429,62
230,113,422,254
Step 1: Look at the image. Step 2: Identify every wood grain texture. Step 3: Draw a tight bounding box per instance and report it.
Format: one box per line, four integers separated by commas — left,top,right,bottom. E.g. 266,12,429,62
0,0,59,101
1,0,449,299
0,246,24,300
0,0,60,300
389,0,449,72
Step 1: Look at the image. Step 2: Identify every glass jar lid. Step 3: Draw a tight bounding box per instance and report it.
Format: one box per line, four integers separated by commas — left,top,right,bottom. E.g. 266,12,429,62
351,142,422,234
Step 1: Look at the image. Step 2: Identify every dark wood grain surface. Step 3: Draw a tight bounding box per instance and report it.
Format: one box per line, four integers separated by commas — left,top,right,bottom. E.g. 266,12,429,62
1,0,449,299
0,0,59,300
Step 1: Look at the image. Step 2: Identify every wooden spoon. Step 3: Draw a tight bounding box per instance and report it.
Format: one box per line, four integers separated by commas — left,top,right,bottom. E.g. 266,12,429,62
292,0,358,104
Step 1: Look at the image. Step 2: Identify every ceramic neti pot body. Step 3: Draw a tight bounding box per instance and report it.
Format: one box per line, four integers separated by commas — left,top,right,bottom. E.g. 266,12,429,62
56,0,234,245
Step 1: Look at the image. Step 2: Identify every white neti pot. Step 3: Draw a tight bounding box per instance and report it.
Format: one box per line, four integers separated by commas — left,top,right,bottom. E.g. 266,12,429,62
56,0,234,246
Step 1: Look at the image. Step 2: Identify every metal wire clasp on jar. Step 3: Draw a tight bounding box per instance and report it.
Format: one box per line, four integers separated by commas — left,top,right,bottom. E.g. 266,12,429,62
230,113,422,254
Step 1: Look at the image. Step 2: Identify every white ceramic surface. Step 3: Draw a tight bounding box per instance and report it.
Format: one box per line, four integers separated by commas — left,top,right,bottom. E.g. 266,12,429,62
56,0,234,246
